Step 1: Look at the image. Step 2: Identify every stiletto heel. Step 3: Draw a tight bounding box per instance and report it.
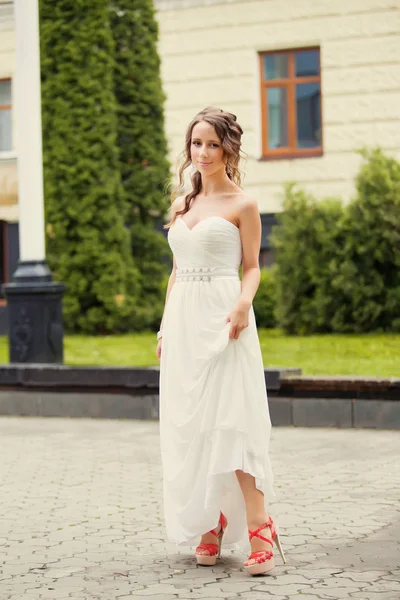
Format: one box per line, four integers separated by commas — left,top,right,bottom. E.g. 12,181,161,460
274,531,286,564
217,530,223,559
195,512,227,566
244,516,285,576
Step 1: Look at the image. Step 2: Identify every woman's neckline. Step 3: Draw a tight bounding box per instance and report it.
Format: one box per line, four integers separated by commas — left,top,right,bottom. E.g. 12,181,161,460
178,215,240,233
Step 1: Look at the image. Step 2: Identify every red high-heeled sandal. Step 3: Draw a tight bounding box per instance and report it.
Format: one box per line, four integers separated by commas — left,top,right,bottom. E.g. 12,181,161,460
244,516,286,575
195,512,228,566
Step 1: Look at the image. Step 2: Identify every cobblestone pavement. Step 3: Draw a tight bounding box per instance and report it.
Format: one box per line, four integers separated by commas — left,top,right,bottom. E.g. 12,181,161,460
0,417,399,600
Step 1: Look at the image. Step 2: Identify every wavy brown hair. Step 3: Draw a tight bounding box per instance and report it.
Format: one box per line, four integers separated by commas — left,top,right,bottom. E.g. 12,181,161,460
165,107,244,229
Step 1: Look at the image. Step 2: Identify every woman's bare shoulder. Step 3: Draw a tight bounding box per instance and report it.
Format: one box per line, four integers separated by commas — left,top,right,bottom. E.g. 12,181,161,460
170,195,186,217
169,196,185,219
234,193,260,217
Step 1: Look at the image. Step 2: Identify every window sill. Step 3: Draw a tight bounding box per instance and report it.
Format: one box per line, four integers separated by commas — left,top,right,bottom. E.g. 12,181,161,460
258,149,323,162
0,151,17,161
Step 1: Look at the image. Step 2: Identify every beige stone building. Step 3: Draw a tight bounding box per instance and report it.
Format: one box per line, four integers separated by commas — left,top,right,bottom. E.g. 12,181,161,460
0,0,399,275
155,0,400,215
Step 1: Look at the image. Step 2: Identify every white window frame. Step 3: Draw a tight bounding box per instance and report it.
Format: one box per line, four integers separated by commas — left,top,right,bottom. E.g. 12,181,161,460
0,77,14,158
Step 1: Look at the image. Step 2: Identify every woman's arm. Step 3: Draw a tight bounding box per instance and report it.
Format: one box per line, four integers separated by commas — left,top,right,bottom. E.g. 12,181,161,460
156,197,184,358
159,256,177,333
156,256,177,359
226,199,261,340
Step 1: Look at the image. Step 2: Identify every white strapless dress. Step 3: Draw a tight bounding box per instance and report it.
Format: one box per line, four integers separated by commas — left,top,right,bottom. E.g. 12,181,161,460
159,216,274,547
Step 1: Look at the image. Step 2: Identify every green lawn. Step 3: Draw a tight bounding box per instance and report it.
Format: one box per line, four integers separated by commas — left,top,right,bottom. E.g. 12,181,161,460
258,330,400,377
0,331,399,377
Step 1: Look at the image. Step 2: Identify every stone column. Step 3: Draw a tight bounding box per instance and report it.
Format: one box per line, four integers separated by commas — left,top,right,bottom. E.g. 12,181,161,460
2,0,65,363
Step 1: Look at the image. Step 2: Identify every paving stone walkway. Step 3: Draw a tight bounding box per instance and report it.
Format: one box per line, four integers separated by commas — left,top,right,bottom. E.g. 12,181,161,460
0,417,399,600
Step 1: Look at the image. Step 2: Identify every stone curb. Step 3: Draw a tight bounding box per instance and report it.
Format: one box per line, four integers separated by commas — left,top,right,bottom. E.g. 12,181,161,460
0,365,398,428
0,364,300,393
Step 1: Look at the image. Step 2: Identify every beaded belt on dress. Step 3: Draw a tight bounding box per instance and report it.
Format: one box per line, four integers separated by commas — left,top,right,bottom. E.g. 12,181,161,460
175,266,239,282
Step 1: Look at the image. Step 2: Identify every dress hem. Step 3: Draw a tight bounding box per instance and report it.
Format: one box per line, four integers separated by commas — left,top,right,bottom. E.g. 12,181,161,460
164,464,275,547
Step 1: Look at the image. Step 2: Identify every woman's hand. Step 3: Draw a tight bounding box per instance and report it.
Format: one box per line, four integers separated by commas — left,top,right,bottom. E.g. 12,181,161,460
156,339,162,360
226,300,251,340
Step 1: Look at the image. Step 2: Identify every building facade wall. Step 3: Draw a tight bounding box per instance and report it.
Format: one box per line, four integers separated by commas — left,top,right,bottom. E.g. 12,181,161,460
155,0,400,212
1,1,399,218
0,1,18,221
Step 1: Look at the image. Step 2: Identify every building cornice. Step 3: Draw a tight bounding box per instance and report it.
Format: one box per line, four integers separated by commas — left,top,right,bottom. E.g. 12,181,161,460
154,0,242,11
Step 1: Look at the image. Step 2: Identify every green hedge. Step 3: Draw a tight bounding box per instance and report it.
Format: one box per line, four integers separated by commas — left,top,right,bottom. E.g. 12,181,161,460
272,148,400,334
253,267,277,328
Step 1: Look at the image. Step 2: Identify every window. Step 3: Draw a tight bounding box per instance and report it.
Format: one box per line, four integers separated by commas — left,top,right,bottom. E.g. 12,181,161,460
0,79,12,152
259,213,277,266
259,48,322,159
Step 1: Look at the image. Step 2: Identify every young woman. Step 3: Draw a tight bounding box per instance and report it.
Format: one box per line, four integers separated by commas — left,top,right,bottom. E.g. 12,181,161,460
157,107,285,576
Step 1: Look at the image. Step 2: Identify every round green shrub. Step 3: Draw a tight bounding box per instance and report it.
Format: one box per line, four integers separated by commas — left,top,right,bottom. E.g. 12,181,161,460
272,183,344,334
331,148,400,332
272,148,400,334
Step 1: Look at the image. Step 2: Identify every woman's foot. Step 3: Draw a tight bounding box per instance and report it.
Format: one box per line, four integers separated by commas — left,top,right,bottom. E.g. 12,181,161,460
244,514,285,575
244,513,274,568
234,472,286,575
195,512,227,565
197,526,222,555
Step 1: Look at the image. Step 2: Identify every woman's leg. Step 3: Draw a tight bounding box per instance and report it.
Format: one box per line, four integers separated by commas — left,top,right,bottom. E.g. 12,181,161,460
196,517,223,555
235,469,272,563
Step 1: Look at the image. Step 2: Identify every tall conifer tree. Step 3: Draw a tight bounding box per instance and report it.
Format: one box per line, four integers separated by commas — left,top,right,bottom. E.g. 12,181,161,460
40,0,140,333
111,0,171,327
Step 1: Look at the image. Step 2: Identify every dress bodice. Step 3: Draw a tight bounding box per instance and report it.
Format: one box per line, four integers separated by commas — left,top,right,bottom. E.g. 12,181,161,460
168,217,242,270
